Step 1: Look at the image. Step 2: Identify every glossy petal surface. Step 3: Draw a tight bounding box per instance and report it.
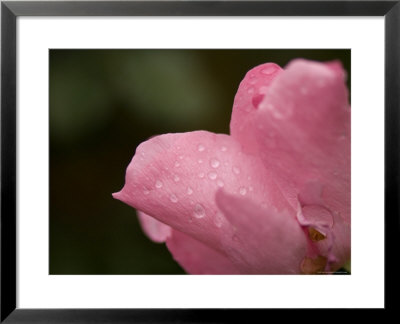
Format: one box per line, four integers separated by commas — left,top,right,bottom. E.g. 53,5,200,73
216,190,307,274
114,59,351,274
113,131,291,260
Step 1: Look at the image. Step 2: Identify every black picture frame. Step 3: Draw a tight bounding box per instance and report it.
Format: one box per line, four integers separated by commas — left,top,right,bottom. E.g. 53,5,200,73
1,0,398,322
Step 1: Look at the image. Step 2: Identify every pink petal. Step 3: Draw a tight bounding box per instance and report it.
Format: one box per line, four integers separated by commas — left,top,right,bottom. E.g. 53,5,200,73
230,63,283,153
255,59,350,214
240,59,350,267
113,131,292,266
166,229,240,274
137,210,239,274
215,190,307,274
137,211,172,243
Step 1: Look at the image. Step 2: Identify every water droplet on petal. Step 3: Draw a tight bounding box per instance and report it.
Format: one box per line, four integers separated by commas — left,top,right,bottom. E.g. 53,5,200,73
210,159,220,168
239,187,247,195
217,180,224,187
187,187,193,195
155,180,163,189
143,189,150,195
261,65,277,75
198,172,205,178
193,203,206,219
178,155,184,160
198,159,203,164
214,212,223,228
221,146,227,152
208,172,217,180
174,161,180,167
169,194,178,203
233,166,240,175
198,144,205,152
173,175,180,182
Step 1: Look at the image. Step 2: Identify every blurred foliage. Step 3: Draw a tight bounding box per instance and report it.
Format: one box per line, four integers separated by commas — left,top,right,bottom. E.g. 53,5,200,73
50,49,350,274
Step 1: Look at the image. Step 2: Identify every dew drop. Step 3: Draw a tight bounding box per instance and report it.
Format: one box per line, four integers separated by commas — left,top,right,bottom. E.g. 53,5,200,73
169,194,178,203
210,159,220,168
214,212,223,228
221,146,227,152
198,159,203,164
173,175,180,182
239,187,247,196
174,161,180,167
208,172,217,180
187,187,193,195
155,180,163,189
143,189,150,195
178,155,184,160
198,172,205,178
217,180,224,187
261,65,277,75
232,166,241,175
198,144,205,152
193,203,206,219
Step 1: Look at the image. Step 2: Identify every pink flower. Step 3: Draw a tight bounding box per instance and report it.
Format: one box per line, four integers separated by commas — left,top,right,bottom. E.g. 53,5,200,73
113,59,350,274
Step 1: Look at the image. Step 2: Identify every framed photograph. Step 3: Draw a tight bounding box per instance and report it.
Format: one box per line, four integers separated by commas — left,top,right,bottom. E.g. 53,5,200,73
1,0,397,321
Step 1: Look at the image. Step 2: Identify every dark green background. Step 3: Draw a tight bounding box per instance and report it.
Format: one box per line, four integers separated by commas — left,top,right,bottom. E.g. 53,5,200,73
49,49,350,274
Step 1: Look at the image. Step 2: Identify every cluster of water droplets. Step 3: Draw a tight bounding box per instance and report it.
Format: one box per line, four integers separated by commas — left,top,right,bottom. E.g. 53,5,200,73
146,142,258,227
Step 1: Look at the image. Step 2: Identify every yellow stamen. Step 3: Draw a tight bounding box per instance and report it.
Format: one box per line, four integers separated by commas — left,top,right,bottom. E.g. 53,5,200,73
308,227,326,242
301,256,327,274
